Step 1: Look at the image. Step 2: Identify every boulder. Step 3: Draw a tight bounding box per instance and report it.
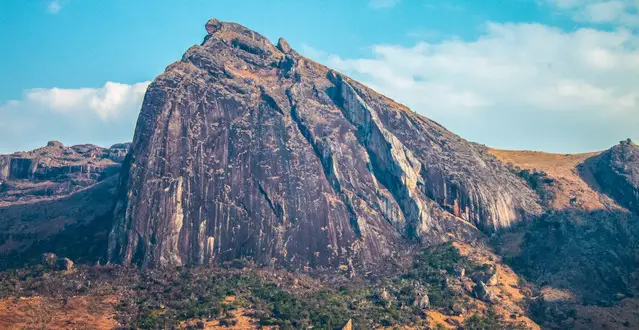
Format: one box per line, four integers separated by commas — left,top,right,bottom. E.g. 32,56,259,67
486,265,499,286
56,258,74,271
412,286,430,309
375,288,394,308
473,281,497,303
46,141,64,148
42,252,57,268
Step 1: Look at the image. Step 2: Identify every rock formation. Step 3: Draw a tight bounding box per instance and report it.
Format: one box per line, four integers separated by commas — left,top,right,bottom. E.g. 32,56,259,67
56,257,74,271
587,139,639,213
412,287,430,309
473,281,497,303
107,19,543,269
42,252,57,268
0,142,129,206
0,142,128,261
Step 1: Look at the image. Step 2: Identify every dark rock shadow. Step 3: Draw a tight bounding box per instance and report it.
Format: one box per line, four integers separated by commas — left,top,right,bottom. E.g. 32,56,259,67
0,177,118,270
496,208,639,306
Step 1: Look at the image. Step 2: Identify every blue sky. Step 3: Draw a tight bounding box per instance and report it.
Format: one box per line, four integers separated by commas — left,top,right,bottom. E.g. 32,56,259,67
1,0,638,153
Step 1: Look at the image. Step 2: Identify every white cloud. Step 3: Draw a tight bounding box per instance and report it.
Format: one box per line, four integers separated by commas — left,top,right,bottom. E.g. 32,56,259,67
0,81,149,153
25,81,150,121
369,0,401,9
47,0,62,14
301,23,639,152
544,0,639,26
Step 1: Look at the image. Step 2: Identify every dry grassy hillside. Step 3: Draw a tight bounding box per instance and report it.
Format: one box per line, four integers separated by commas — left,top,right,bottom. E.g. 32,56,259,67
488,149,621,211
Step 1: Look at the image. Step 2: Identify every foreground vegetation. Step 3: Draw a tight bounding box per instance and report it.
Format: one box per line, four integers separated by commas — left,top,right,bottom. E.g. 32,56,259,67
0,243,523,329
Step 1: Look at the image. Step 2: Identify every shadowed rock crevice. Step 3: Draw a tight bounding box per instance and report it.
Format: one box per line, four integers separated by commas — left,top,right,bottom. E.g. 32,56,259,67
257,181,283,220
325,74,421,239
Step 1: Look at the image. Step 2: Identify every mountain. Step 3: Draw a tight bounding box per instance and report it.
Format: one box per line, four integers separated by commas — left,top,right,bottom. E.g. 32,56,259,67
107,18,542,269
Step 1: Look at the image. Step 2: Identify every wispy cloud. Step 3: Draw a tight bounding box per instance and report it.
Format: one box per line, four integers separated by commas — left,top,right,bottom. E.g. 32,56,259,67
0,81,150,153
25,81,150,121
47,0,62,14
543,0,639,26
303,23,639,152
369,0,401,9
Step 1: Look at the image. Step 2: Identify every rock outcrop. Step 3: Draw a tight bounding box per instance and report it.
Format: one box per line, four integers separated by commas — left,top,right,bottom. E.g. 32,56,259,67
0,142,129,206
56,257,74,271
107,19,543,269
42,252,57,268
413,287,430,309
587,139,639,213
473,280,497,303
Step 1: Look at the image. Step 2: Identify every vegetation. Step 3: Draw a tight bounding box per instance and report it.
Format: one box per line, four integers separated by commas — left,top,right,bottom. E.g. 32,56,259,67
0,243,524,328
505,209,639,305
0,212,111,269
464,307,503,330
509,166,556,206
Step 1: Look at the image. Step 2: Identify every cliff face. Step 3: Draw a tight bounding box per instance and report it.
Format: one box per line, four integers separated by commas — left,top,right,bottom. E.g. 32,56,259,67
108,19,543,269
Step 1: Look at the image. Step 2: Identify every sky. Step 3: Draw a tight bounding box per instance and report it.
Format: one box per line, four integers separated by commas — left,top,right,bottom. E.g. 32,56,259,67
0,0,638,154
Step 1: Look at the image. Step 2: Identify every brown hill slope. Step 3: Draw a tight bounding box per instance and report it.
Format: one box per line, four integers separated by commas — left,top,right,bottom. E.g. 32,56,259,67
487,148,622,211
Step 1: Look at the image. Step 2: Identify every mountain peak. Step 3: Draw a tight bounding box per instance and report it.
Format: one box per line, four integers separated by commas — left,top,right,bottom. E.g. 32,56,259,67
46,140,64,148
108,19,543,269
204,18,222,34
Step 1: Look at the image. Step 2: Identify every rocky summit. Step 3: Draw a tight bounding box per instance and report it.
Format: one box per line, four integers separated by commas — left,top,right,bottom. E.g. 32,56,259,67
107,19,543,269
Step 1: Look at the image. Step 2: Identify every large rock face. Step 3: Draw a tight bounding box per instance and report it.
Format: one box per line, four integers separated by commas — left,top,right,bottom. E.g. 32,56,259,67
108,19,543,269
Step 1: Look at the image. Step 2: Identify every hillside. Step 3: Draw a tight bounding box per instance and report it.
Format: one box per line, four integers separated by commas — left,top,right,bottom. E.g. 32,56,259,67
487,149,619,211
489,140,639,328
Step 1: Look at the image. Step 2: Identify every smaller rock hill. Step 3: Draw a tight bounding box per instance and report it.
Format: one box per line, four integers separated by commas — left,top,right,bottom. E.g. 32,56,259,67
0,142,129,206
0,142,129,266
